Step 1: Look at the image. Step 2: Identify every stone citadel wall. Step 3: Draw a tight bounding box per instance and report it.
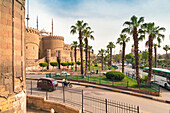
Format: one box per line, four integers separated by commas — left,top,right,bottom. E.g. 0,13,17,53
25,27,40,67
0,0,26,112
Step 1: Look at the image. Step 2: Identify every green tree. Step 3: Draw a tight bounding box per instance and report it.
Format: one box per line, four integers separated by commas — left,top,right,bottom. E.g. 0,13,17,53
39,62,48,70
98,49,105,70
142,50,149,64
83,28,94,76
50,62,58,68
70,20,88,75
141,22,165,85
153,44,161,67
71,41,78,71
107,42,116,69
163,45,170,59
88,45,93,71
125,53,134,63
61,62,68,69
122,15,144,86
116,34,130,73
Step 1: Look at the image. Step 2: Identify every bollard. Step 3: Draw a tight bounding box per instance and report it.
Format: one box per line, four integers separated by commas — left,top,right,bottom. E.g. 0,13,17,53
105,99,107,113
127,81,129,88
99,78,101,84
112,80,114,86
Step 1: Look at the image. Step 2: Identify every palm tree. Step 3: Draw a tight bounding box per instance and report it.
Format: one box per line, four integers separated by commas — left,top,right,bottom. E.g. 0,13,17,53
141,22,165,85
122,15,144,86
163,45,170,59
88,45,93,71
116,34,130,73
83,28,94,76
98,49,105,70
107,42,116,69
71,41,78,71
153,44,161,68
70,20,88,75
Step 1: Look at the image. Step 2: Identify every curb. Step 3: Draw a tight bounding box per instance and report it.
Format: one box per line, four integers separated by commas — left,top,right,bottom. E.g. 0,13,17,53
26,77,170,104
70,82,170,105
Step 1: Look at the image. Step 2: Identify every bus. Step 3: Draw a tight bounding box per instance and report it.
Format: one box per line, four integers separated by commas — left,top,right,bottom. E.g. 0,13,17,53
143,67,170,89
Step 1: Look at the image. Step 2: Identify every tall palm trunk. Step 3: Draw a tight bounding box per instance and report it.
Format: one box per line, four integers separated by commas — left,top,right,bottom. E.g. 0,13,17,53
122,41,125,73
74,47,77,71
147,34,153,85
166,51,168,59
110,48,112,69
154,46,157,68
79,30,84,75
89,51,91,71
133,27,140,86
102,54,104,70
85,37,88,76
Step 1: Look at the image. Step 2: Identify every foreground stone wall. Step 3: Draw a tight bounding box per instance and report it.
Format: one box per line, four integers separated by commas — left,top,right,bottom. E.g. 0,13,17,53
27,95,81,113
0,0,26,112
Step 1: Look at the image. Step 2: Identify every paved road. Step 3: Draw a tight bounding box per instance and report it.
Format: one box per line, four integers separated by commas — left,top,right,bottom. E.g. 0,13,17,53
26,79,170,113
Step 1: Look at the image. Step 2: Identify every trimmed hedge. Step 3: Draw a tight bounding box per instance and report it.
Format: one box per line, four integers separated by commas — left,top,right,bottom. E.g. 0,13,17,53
39,62,48,67
76,61,81,65
106,71,125,81
61,62,68,66
50,62,58,67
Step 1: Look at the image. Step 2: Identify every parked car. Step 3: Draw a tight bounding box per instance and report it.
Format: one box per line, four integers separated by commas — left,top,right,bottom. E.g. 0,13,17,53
60,71,70,76
37,78,58,91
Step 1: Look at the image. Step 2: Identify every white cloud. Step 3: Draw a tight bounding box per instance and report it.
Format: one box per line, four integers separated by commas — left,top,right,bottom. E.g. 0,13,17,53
26,0,170,55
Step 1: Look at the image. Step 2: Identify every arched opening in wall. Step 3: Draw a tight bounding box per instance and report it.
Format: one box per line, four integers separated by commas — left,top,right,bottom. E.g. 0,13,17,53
26,46,28,49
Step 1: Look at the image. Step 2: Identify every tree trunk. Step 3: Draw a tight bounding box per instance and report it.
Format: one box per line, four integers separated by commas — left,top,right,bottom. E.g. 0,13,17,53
102,54,104,70
85,37,88,77
122,41,125,73
166,51,168,59
89,50,91,71
79,30,84,75
154,46,157,68
75,47,77,71
147,34,153,85
133,27,141,86
110,48,112,69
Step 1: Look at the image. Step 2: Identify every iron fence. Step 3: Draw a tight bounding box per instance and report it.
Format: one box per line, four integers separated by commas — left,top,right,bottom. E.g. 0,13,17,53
125,72,160,92
26,80,140,113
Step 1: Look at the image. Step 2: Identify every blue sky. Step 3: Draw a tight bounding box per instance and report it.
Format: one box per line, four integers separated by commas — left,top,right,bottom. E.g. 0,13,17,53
26,0,170,55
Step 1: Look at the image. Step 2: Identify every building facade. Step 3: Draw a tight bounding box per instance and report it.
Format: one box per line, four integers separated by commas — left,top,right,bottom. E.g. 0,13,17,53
25,26,88,68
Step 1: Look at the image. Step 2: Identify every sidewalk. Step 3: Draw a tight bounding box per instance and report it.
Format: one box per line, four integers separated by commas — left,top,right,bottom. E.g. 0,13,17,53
65,80,170,104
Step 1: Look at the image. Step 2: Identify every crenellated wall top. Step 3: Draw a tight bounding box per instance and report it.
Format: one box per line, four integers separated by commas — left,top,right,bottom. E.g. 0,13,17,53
42,36,64,41
25,27,40,35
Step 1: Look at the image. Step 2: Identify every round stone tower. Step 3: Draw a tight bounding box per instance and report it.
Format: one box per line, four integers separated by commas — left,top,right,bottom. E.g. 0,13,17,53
25,27,40,66
0,0,26,112
42,36,64,57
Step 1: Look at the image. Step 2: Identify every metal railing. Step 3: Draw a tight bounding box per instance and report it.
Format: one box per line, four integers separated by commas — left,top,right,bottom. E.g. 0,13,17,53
125,72,160,92
26,80,140,113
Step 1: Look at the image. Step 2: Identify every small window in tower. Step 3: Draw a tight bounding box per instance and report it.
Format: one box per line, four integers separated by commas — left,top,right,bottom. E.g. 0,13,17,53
26,46,28,49
33,47,34,49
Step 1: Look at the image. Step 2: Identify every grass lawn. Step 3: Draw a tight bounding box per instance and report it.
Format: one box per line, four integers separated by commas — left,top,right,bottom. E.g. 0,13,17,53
52,75,156,92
